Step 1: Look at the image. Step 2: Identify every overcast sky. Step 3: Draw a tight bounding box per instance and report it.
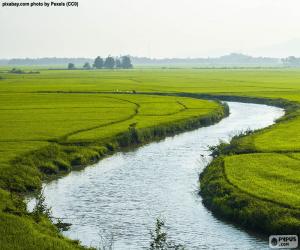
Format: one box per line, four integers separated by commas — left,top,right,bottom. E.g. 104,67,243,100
0,0,300,58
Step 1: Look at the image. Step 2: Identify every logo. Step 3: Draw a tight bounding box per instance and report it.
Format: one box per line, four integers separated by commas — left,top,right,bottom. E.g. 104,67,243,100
269,235,298,249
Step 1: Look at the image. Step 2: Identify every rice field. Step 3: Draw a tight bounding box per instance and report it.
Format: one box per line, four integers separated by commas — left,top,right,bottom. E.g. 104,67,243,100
1,67,300,248
225,153,300,209
0,91,220,164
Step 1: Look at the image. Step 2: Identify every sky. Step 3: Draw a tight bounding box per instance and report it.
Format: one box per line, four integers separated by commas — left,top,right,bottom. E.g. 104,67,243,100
0,0,300,58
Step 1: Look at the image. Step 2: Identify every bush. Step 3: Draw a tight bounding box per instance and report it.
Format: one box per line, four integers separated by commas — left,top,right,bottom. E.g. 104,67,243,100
9,68,24,74
32,191,52,222
150,218,185,250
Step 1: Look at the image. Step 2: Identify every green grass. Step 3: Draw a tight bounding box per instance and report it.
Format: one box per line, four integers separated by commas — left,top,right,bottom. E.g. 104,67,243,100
225,153,300,209
2,68,300,94
0,188,87,250
252,116,300,152
0,91,223,193
1,67,300,247
200,157,300,235
0,212,86,250
0,67,229,249
0,91,220,164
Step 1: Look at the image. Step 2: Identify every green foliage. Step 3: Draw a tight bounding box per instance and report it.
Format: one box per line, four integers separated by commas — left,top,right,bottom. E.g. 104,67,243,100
94,56,132,69
150,219,167,250
9,68,24,74
31,191,73,235
55,218,72,232
208,129,254,157
8,68,40,74
83,62,91,70
32,191,52,222
150,218,185,250
68,63,76,70
104,56,115,69
120,56,133,69
115,58,122,69
93,56,104,69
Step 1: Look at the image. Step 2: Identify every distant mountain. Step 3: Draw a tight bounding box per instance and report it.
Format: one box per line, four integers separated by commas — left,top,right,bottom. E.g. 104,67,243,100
0,53,298,67
131,53,281,67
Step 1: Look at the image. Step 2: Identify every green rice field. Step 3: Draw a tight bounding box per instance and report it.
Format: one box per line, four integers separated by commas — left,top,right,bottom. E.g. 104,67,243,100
0,67,300,249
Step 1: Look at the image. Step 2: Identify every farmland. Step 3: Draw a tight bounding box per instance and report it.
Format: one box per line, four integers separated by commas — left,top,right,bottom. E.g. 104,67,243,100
0,68,228,249
225,153,300,209
0,68,300,248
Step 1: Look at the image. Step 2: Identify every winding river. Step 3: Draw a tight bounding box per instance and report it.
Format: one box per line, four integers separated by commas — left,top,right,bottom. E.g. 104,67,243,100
28,102,284,249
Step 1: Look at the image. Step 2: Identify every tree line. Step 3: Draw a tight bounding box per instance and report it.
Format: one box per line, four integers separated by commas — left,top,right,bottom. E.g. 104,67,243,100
68,56,133,70
282,56,300,66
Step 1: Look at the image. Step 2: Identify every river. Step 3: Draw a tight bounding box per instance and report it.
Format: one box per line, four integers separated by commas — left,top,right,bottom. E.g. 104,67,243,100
28,102,284,249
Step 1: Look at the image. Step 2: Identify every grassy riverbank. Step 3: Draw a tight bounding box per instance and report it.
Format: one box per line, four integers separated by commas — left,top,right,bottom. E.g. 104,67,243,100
1,68,300,248
0,68,227,249
200,95,300,236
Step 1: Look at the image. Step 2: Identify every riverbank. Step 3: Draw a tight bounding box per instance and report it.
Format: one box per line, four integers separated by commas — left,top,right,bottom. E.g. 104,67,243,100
0,93,227,250
31,101,282,249
199,95,300,236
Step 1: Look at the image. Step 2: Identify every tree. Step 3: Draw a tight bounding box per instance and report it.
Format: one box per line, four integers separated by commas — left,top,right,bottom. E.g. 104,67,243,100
83,62,91,70
104,56,115,69
282,56,300,67
68,63,75,70
93,56,104,69
121,56,133,69
115,58,122,69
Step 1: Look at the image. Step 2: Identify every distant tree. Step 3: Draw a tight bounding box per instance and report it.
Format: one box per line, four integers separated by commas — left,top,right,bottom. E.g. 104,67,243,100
104,56,115,69
115,58,122,69
282,56,300,67
121,56,133,69
83,62,91,70
68,63,75,70
93,56,104,69
10,68,24,74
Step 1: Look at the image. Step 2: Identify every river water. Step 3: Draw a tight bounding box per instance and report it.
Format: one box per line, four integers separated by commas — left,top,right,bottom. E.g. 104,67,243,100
28,102,284,249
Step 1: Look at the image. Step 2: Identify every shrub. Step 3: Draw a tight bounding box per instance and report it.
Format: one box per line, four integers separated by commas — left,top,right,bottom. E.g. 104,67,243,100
32,191,52,222
150,218,185,250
